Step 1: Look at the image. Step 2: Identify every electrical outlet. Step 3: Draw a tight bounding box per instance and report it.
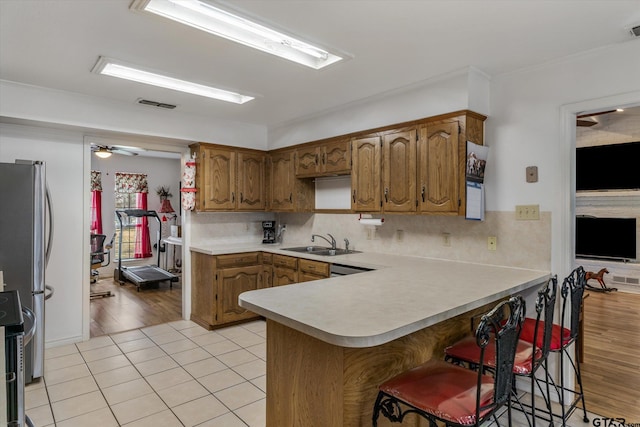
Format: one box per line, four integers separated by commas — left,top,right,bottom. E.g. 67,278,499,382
442,233,451,247
366,229,372,240
396,230,404,242
515,204,540,220
488,236,497,251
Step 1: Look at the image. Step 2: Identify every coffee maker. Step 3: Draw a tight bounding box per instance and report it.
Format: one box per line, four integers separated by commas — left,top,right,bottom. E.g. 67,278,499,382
262,221,276,244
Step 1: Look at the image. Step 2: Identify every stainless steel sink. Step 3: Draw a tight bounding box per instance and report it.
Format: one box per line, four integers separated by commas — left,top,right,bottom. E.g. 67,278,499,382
282,246,361,256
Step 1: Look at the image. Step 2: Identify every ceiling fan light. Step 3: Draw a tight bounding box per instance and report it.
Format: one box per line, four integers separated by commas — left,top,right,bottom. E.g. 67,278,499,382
132,0,345,70
94,147,113,158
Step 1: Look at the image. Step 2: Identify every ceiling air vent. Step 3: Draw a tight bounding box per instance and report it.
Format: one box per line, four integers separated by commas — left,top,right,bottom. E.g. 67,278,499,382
629,25,640,37
137,98,177,109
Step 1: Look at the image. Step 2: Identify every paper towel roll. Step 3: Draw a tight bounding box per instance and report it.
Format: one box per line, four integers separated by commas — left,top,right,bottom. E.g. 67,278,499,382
359,218,384,226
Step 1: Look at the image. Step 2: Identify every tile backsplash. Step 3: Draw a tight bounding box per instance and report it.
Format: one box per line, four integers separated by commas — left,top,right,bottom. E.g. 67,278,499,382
278,212,551,270
189,211,551,270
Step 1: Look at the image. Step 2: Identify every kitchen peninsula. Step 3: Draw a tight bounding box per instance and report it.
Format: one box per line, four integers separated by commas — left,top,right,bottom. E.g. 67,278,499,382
191,243,550,427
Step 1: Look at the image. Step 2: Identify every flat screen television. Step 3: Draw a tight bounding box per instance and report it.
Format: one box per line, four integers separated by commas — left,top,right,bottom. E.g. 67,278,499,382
576,141,640,191
575,216,637,262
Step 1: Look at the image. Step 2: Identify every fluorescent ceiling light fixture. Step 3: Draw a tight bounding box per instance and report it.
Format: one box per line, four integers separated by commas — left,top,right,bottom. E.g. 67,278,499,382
92,57,254,104
132,0,344,70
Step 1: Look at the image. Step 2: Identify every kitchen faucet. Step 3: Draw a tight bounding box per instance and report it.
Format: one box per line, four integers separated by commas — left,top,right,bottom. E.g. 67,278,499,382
311,233,336,250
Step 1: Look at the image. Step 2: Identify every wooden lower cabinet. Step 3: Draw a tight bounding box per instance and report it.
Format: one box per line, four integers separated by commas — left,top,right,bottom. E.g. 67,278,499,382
298,258,330,282
190,251,264,329
191,251,331,328
190,251,216,328
218,265,264,324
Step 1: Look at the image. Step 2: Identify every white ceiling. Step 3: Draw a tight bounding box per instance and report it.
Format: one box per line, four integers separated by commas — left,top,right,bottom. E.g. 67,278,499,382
1,0,639,131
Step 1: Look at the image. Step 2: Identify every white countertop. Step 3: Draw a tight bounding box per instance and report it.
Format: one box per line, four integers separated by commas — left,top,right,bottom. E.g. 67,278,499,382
191,242,550,348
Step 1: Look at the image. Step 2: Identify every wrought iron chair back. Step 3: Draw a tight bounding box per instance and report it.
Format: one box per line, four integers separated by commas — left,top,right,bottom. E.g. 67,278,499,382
561,266,586,344
479,296,526,415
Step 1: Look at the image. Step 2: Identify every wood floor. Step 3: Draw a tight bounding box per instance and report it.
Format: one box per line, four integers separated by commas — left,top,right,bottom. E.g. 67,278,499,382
581,289,640,421
90,275,182,337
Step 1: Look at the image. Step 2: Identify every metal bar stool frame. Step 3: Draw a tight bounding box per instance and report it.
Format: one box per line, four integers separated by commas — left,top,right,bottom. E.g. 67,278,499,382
519,267,589,426
444,276,559,427
372,296,526,427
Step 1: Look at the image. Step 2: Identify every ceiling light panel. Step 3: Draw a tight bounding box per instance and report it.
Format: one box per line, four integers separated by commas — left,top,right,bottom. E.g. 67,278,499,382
92,57,254,104
132,0,344,70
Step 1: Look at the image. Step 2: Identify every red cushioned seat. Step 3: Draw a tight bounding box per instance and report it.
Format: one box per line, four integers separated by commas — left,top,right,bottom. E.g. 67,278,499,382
519,317,571,351
379,360,494,426
445,335,542,375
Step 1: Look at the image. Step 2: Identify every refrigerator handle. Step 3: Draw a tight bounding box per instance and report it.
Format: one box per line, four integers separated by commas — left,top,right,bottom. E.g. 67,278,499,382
45,184,54,266
22,306,37,345
44,284,54,300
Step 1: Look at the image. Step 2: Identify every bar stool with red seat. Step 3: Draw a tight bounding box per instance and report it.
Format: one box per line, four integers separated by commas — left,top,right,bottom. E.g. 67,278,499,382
519,266,589,426
444,276,558,427
372,296,526,427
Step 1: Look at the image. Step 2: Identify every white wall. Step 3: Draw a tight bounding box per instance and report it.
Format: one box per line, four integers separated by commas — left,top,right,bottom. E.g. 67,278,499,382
488,40,640,277
268,67,486,148
0,123,87,347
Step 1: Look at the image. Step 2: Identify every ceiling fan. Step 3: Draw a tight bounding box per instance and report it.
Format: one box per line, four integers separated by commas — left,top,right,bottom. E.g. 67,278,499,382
92,145,140,158
576,109,617,127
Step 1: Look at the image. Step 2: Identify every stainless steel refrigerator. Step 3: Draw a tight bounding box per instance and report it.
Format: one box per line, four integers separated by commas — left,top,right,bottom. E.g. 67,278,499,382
0,160,54,384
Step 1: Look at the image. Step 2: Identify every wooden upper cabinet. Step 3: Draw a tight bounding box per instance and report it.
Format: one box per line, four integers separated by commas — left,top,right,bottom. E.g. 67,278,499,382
295,138,351,177
351,135,381,212
191,143,265,212
321,139,351,175
295,145,320,177
237,150,266,210
418,121,460,214
269,149,296,211
269,149,314,212
382,128,417,212
199,146,236,211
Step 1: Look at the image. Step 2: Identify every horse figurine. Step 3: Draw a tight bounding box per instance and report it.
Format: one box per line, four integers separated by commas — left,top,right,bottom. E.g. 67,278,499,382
585,268,617,292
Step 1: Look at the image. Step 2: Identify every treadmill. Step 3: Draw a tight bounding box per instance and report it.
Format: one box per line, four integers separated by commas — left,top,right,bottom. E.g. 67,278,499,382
115,209,178,291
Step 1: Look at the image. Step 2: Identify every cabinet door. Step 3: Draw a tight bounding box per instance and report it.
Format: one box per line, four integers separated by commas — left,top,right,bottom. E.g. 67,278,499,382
269,150,296,211
200,147,236,211
351,136,381,212
321,139,351,175
298,259,329,283
237,151,266,210
295,145,320,177
217,265,263,324
273,266,298,286
382,129,417,212
190,251,216,328
418,121,459,213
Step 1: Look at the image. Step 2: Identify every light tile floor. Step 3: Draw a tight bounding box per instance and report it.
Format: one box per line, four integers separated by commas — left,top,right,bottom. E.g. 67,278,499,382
26,320,267,427
26,318,600,427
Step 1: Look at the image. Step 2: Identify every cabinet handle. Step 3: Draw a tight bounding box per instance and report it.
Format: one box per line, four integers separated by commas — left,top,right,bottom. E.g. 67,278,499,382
384,188,389,203
289,192,293,203
240,192,244,203
421,186,426,203
232,192,235,203
352,190,356,203
315,154,319,165
322,152,326,165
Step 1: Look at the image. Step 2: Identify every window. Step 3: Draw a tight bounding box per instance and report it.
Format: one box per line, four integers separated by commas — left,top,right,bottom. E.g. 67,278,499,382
114,192,137,260
114,172,151,261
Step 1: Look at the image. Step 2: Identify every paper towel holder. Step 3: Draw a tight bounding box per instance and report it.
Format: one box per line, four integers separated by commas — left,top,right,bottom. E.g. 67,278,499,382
358,213,384,226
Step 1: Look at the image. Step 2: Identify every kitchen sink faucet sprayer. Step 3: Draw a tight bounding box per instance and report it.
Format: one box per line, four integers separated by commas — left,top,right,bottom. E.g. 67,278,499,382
311,233,336,250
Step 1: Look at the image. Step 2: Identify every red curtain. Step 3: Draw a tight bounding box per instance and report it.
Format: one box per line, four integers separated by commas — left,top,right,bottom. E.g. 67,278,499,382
90,170,103,234
134,192,152,258
90,191,102,234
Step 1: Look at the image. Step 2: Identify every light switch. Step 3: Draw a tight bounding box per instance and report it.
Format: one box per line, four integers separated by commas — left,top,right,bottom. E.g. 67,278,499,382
526,166,538,183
